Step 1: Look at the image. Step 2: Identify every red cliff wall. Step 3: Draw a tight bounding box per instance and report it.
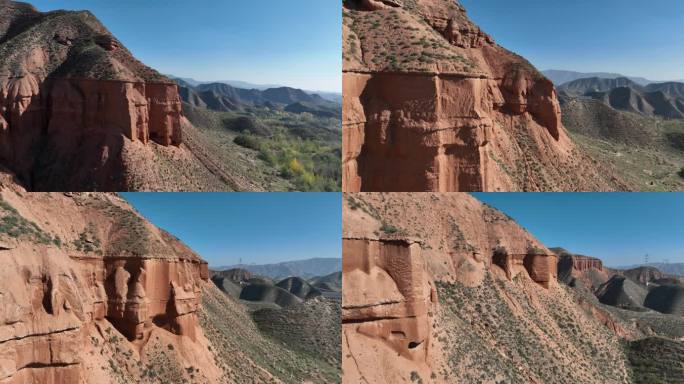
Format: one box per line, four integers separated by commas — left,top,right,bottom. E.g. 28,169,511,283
0,75,183,189
571,255,603,271
342,237,436,382
0,192,212,384
343,0,611,192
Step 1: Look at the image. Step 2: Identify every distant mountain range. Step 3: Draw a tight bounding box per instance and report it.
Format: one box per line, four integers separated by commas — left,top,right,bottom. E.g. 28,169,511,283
170,76,342,103
557,77,684,120
216,257,342,279
543,70,652,86
175,78,341,118
543,70,684,87
614,263,684,277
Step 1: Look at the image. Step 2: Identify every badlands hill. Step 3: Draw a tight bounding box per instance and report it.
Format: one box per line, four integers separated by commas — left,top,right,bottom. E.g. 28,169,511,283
559,77,684,119
342,193,683,383
342,0,622,192
0,181,341,383
210,268,341,381
557,77,684,191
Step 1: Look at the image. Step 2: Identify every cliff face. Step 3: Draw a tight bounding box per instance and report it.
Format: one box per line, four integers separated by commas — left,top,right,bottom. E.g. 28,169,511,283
0,1,184,191
0,186,218,384
342,0,619,191
343,193,631,383
342,237,435,383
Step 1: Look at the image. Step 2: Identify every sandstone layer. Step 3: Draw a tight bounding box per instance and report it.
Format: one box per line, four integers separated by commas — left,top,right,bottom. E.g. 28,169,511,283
343,193,632,383
0,183,221,383
342,0,621,191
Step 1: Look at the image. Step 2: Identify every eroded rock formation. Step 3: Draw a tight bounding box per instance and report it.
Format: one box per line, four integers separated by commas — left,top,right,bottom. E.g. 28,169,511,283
0,188,216,384
343,193,633,383
342,0,618,191
342,236,435,383
492,248,558,288
568,255,604,271
0,1,185,191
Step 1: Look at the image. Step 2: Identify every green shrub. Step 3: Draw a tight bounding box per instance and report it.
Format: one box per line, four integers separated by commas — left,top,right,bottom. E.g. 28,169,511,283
233,135,262,150
380,222,399,234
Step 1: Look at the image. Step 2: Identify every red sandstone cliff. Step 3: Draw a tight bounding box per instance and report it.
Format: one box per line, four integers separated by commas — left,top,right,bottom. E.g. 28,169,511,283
0,184,220,383
343,193,632,383
0,1,206,191
342,0,621,191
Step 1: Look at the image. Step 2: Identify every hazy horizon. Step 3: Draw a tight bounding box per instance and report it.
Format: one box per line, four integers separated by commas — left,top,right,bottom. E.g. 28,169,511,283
214,256,341,269
472,193,684,267
461,0,684,82
120,193,341,266
29,0,342,92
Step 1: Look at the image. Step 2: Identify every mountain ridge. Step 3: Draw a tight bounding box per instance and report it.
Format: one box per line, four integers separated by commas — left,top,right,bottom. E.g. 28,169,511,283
216,257,342,279
169,76,342,103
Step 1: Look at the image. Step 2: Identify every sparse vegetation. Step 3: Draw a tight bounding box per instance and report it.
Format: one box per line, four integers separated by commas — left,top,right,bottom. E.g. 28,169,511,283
0,196,53,244
380,222,399,234
184,104,341,192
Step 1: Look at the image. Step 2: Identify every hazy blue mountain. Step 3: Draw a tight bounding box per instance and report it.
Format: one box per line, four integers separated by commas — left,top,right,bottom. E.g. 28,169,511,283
217,258,342,279
543,70,652,86
558,77,684,119
613,263,684,277
169,76,341,102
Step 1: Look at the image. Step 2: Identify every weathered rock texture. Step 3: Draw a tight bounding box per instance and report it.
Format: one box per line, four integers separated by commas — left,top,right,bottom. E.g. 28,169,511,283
553,247,612,292
0,1,238,191
342,0,621,191
0,185,220,384
342,237,435,383
343,193,632,383
569,255,604,271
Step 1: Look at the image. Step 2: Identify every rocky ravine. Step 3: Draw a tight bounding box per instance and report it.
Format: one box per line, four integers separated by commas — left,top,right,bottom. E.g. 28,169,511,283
343,193,636,383
0,1,252,192
342,0,622,192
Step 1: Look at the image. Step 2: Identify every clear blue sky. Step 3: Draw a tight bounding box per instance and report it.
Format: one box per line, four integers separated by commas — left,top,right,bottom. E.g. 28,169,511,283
472,193,684,267
460,0,684,81
120,193,341,267
30,0,341,92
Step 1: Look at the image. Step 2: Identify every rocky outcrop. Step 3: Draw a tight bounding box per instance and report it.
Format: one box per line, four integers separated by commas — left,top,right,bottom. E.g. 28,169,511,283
343,0,616,191
0,2,185,191
342,236,435,383
493,248,557,288
622,266,664,285
0,190,216,383
523,252,558,289
569,255,603,271
343,193,632,383
644,283,684,316
595,275,648,311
